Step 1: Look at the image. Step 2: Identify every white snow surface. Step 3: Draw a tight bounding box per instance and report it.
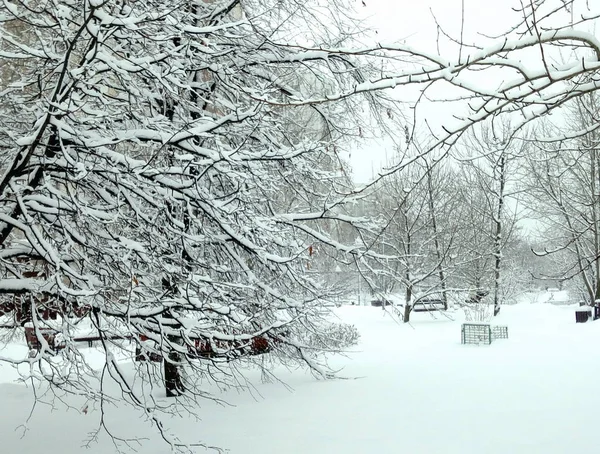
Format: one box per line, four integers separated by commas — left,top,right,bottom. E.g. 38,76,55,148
2,298,600,453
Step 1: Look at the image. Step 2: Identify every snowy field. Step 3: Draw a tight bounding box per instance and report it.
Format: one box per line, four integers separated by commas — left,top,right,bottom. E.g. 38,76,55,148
2,296,600,454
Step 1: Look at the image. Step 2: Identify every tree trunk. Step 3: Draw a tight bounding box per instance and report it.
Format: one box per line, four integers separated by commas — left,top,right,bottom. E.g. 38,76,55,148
162,291,185,397
492,154,506,317
403,285,412,323
164,350,184,397
403,302,411,323
426,167,448,310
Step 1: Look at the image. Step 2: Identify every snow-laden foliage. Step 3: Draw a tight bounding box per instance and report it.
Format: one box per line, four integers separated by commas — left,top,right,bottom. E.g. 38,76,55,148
0,0,400,448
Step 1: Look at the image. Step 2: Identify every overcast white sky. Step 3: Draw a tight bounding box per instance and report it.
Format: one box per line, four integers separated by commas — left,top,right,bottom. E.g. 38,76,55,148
349,0,523,182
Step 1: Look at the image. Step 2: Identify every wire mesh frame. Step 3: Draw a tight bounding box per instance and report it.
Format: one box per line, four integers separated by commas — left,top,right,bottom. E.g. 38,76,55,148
461,323,492,345
491,325,508,340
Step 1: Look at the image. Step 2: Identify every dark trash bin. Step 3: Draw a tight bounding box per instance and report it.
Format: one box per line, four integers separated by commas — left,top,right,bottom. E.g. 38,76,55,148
594,300,600,320
576,309,592,323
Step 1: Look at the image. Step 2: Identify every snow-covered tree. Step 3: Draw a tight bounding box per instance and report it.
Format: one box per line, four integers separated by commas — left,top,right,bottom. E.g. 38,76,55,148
0,0,398,448
360,149,459,322
382,0,600,306
453,123,525,316
525,95,600,303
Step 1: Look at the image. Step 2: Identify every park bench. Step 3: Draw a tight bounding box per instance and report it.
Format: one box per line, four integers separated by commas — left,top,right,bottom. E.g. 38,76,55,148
412,298,446,312
370,299,392,307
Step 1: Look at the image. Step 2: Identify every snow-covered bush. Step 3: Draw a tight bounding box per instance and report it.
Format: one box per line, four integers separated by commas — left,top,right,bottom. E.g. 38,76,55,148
462,291,493,322
307,322,361,350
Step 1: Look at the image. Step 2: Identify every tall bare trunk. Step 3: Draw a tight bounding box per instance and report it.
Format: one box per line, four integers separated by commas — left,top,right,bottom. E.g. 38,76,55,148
426,168,448,309
492,154,506,317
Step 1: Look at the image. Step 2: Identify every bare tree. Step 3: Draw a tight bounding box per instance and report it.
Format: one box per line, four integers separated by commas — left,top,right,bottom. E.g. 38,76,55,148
419,156,461,310
454,123,525,316
361,149,459,322
525,94,600,302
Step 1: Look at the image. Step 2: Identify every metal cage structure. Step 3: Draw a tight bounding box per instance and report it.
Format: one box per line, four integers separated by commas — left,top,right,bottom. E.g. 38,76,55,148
461,323,509,345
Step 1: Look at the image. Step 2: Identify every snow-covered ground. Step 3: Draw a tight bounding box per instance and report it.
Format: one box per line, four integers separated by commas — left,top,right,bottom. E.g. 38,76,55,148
2,299,600,453
533,288,573,305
